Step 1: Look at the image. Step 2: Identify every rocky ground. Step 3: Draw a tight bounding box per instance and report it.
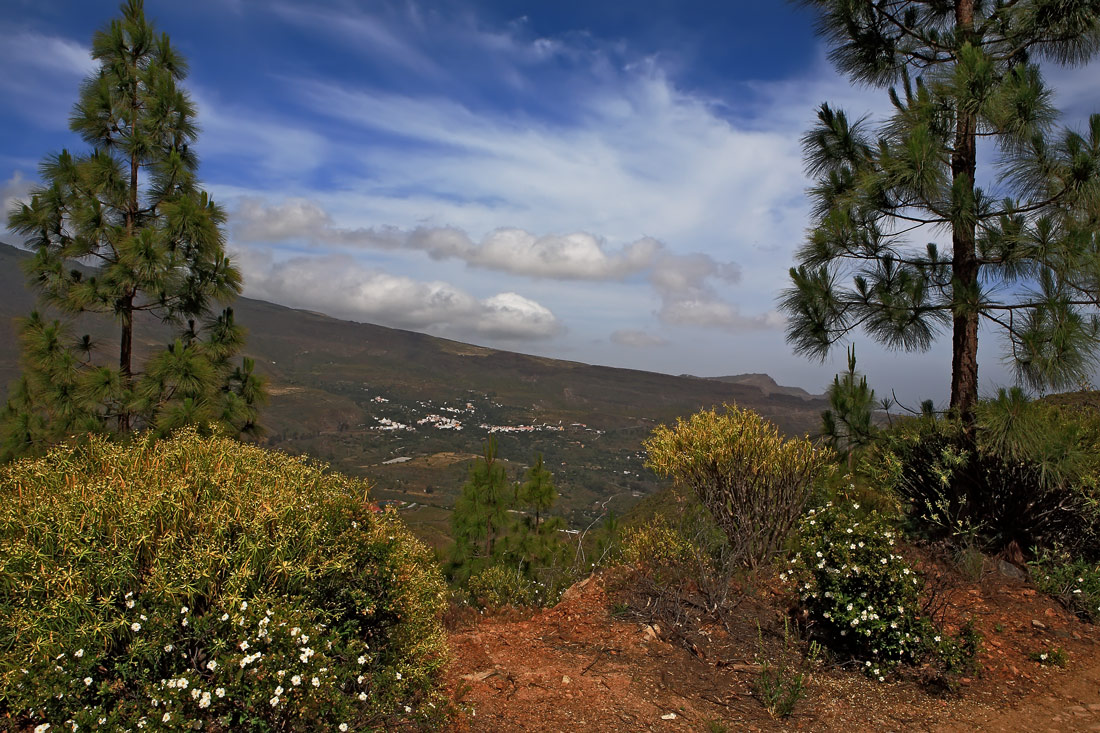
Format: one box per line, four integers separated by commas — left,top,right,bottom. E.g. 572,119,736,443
444,563,1100,732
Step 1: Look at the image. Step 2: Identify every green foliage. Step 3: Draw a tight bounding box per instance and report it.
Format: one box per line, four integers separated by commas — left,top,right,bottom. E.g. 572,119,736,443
753,621,818,719
451,438,511,563
645,405,835,569
1030,550,1100,622
2,0,264,459
621,519,695,569
783,0,1100,415
822,345,877,462
520,453,557,532
0,429,448,731
1029,646,1069,668
788,502,983,685
465,566,537,608
871,391,1100,556
787,503,929,673
449,444,577,607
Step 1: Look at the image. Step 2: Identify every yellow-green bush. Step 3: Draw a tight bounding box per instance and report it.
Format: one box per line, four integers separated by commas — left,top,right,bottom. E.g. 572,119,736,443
0,429,448,731
645,406,833,569
620,519,695,568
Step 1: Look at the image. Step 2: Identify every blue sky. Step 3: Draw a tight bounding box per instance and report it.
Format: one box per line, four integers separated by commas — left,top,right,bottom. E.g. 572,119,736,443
2,0,1099,405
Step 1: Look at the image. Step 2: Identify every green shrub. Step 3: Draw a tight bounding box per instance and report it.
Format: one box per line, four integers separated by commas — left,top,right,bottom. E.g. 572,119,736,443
871,392,1100,557
0,429,448,731
465,565,537,608
1029,646,1069,667
1030,550,1100,622
621,519,695,569
787,503,928,674
788,503,981,684
645,406,834,569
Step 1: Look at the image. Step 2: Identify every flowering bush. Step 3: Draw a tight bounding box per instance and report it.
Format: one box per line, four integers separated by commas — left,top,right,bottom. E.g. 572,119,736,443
0,429,448,731
1030,550,1100,622
784,502,985,682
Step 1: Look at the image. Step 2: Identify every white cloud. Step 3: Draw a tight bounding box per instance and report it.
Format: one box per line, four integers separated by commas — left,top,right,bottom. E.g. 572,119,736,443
2,172,34,234
233,247,562,341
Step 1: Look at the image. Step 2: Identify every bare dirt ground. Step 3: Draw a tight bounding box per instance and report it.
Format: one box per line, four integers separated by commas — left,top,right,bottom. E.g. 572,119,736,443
444,566,1100,732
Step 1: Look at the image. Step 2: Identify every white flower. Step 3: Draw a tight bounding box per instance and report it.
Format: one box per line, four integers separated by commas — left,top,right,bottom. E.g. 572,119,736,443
162,713,170,723
311,676,320,687
290,627,300,637
83,677,92,686
164,644,173,652
207,660,217,671
35,724,51,733
198,691,211,709
131,622,141,632
274,686,284,696
359,692,368,701
269,695,280,707
215,687,226,698
300,634,309,644
74,649,83,658
240,601,248,611
181,606,188,615
291,675,301,686
181,618,188,627
396,672,402,680
220,613,229,621
340,725,348,732
191,688,201,700
357,655,366,665
357,675,365,684
126,600,135,609
240,641,250,651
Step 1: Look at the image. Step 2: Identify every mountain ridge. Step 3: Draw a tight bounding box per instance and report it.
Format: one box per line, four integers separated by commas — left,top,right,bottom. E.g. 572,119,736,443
0,241,829,536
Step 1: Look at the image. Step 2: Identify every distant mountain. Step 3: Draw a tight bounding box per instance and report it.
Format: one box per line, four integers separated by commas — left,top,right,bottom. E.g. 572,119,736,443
0,242,827,538
708,373,824,401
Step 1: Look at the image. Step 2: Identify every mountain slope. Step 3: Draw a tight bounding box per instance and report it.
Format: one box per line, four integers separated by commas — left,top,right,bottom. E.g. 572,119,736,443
0,242,828,531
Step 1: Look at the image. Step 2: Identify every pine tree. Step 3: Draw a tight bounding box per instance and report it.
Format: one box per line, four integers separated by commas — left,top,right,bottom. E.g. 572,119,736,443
822,345,877,465
451,438,511,561
3,0,264,458
520,453,557,533
782,0,1100,423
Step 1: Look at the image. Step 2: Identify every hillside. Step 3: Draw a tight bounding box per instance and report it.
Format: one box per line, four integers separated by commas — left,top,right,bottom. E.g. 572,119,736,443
0,242,829,539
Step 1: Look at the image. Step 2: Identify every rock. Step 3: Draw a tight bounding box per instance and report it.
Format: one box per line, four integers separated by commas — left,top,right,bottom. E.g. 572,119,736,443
998,558,1027,580
661,713,677,720
1032,619,1047,630
562,675,571,685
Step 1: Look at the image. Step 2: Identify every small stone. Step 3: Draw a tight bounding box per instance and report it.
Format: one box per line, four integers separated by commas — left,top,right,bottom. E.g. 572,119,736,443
1070,706,1087,713
562,676,571,685
1032,619,1047,630
661,713,677,720
1088,703,1100,712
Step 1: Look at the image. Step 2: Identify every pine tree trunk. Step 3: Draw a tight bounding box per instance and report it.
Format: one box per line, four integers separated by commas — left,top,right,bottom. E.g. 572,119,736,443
950,0,980,426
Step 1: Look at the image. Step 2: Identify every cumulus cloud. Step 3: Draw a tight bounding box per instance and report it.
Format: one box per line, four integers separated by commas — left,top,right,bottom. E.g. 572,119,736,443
233,247,562,341
2,172,34,233
610,329,667,348
230,197,780,332
232,198,665,280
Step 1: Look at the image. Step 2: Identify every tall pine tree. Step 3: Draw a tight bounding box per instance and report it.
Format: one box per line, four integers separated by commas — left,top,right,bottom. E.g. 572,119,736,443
3,0,264,459
782,0,1100,423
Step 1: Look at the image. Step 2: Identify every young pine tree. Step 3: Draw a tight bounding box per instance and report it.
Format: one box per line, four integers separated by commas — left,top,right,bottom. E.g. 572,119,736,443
782,1,1100,424
451,438,512,563
2,0,264,459
822,345,877,466
520,453,557,533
